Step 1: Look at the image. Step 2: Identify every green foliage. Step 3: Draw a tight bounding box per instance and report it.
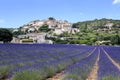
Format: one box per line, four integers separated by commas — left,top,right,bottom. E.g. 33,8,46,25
12,65,57,80
0,28,13,43
52,31,120,45
38,24,51,32
12,70,42,80
72,23,79,28
11,18,120,45
57,60,73,71
13,29,25,37
110,35,120,45
22,39,33,43
0,66,12,79
55,39,68,44
77,18,120,30
44,66,56,78
52,18,120,45
59,32,70,37
48,17,55,20
48,37,69,44
62,73,83,80
102,76,120,80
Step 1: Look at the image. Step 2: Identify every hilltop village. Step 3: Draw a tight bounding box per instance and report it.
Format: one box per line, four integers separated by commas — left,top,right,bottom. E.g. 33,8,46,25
12,17,79,44
0,18,120,45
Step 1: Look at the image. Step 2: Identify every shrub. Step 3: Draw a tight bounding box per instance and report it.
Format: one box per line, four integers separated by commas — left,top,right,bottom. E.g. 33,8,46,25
62,73,82,80
12,66,56,80
22,39,33,43
102,76,120,80
11,70,42,80
0,66,12,79
44,66,56,78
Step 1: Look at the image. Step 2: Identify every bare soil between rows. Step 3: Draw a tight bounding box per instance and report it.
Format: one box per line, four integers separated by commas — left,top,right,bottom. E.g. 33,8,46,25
86,49,100,80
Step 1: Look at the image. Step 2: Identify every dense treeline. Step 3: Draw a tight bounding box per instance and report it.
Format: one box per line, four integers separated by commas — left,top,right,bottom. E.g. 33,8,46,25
0,28,13,43
73,18,120,30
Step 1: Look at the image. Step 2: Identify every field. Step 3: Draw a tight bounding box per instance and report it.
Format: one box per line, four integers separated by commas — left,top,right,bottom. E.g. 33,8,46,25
0,44,120,80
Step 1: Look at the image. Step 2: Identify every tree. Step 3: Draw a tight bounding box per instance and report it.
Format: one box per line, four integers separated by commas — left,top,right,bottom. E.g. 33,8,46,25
0,28,13,43
48,17,55,20
72,23,78,28
80,23,88,32
13,29,25,37
111,35,120,45
38,24,51,32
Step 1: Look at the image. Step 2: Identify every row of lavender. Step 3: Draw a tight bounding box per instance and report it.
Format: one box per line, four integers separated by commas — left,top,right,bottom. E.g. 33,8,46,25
0,44,120,80
98,48,120,80
61,47,99,80
60,46,120,80
103,46,120,66
0,44,94,80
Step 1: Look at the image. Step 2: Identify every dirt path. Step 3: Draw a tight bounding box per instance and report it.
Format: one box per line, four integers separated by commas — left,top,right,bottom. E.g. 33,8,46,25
102,48,120,70
86,49,100,80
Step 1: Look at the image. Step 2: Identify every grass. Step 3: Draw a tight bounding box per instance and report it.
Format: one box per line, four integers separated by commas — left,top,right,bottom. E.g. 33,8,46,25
0,66,13,79
44,66,56,78
62,73,82,80
102,76,120,80
11,65,56,80
22,39,33,43
11,70,42,80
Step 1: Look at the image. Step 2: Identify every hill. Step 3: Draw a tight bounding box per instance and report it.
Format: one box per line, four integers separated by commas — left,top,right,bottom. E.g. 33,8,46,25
73,18,120,31
69,18,120,45
11,18,120,45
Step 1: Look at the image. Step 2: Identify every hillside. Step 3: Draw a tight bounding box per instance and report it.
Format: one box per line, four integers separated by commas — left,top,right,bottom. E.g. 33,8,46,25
49,18,120,45
18,17,72,34
11,17,79,44
11,18,120,45
73,18,120,30
67,18,120,45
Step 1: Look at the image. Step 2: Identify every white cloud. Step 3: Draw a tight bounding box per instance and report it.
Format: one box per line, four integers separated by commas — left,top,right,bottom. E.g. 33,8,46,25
113,0,120,4
0,19,5,23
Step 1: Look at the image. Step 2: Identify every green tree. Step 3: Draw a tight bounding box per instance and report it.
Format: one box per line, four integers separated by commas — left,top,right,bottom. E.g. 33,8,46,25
80,23,88,32
72,23,78,28
13,29,25,37
0,28,13,43
38,24,51,32
48,17,55,20
111,35,120,45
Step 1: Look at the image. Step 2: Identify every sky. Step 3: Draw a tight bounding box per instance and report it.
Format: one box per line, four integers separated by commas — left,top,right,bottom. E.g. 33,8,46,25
0,0,120,28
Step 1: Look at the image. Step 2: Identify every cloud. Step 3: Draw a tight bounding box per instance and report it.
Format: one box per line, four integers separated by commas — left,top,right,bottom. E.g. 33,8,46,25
113,0,120,4
0,19,5,23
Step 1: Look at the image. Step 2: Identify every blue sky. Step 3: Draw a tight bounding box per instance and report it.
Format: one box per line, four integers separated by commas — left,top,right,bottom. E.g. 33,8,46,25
0,0,120,28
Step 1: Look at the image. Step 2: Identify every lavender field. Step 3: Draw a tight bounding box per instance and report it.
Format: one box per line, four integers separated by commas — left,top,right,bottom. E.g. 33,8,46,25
0,44,120,80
